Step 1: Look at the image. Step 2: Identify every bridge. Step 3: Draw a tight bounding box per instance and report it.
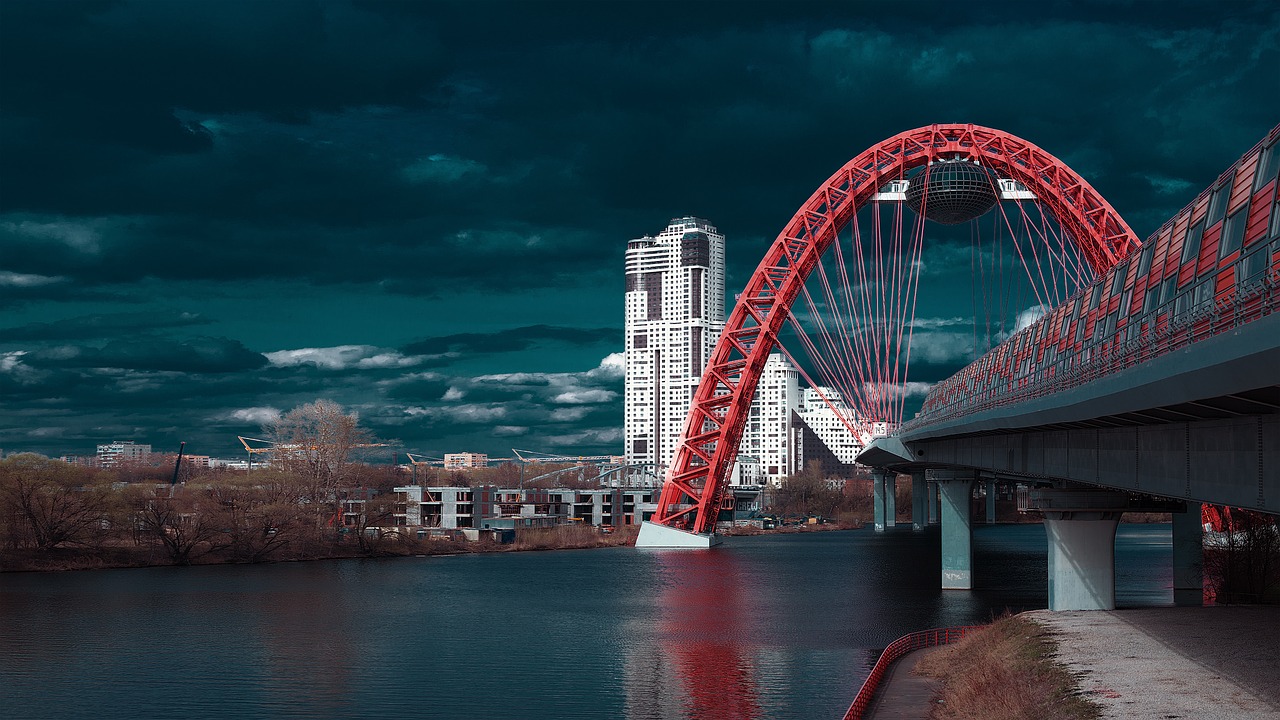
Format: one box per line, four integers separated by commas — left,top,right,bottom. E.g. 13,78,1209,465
636,123,1280,611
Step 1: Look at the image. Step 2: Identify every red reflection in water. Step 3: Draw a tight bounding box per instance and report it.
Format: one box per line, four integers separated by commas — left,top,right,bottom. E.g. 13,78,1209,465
655,550,761,720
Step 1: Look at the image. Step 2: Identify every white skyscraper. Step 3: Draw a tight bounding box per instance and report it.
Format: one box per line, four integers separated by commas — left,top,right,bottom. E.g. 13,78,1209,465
741,353,801,485
798,387,865,465
624,217,726,472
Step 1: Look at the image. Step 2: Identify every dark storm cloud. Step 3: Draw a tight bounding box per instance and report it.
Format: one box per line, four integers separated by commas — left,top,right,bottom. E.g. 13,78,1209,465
26,336,267,373
0,310,210,341
0,0,1276,457
401,325,620,357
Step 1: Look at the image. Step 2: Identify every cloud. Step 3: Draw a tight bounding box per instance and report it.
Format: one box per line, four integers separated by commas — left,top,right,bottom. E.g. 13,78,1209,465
0,311,210,341
862,381,935,401
401,325,621,357
492,425,530,437
402,154,488,184
226,406,281,425
28,336,266,373
1,218,102,254
909,332,980,365
551,388,617,405
1013,304,1052,333
0,271,63,287
265,345,422,371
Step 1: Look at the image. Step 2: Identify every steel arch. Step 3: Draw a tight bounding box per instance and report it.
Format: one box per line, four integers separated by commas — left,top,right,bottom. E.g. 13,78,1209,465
650,124,1140,535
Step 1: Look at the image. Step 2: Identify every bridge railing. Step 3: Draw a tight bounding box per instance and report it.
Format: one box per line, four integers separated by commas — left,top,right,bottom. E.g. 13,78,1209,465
906,237,1278,431
841,625,980,720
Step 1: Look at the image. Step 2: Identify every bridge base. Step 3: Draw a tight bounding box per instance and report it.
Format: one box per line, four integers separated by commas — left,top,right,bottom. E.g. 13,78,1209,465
911,470,927,531
1172,503,1204,606
1032,489,1129,611
635,521,721,549
933,470,974,589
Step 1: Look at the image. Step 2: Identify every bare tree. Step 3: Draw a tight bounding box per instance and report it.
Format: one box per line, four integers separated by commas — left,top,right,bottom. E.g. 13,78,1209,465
265,400,376,503
131,487,231,565
0,454,110,550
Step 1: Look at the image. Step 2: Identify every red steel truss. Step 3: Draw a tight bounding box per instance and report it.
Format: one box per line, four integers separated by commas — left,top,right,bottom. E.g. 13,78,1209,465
650,124,1139,535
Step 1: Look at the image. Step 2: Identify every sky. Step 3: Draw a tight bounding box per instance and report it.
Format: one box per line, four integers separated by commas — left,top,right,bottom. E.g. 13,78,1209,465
1,0,1278,461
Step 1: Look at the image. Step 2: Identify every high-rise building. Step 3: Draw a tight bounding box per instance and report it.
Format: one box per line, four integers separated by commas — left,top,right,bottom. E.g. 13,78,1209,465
624,217,726,472
444,452,489,470
741,353,802,485
795,387,865,475
96,440,151,467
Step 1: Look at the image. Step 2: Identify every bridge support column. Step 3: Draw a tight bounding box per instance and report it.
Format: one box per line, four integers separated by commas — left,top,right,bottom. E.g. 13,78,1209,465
911,470,927,531
1173,503,1204,607
927,481,938,525
872,468,888,532
1032,489,1129,611
931,469,974,589
885,473,897,529
985,480,997,524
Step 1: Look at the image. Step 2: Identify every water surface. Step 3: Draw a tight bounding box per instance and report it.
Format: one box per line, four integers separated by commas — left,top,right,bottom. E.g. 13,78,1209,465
0,523,1173,719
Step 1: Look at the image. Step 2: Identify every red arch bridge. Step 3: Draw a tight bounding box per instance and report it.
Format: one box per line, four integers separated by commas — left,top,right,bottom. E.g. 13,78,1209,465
635,122,1280,612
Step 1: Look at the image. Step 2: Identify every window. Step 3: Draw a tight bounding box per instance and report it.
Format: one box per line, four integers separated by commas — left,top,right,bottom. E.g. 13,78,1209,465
1111,262,1128,295
1182,220,1205,263
1208,177,1233,226
632,334,648,349
1137,243,1156,276
1143,286,1160,314
1255,140,1279,192
1220,204,1250,259
1238,246,1268,286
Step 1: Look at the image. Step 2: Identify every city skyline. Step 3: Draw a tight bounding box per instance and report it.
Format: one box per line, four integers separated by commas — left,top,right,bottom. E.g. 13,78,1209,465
2,0,1279,459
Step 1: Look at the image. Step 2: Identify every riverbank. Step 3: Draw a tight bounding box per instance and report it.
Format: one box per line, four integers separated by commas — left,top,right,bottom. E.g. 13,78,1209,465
911,613,1100,720
0,523,642,573
866,607,1280,719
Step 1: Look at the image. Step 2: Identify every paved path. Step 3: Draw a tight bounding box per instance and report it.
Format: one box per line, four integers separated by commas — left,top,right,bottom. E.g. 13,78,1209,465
865,607,1280,720
1026,607,1280,720
863,647,941,719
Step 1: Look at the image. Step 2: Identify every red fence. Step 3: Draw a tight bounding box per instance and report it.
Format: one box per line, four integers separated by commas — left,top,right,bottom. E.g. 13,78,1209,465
841,625,980,720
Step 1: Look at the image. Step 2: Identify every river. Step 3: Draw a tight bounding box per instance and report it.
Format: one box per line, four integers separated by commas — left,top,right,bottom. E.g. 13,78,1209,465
0,523,1173,719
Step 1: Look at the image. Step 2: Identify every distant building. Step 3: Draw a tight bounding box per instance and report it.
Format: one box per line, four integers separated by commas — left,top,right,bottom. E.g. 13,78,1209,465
624,217,726,472
793,387,864,478
96,441,151,467
444,452,488,470
741,353,802,485
393,484,762,530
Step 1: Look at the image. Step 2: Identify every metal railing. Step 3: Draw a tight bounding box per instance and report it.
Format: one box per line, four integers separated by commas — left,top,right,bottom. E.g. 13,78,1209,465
841,625,980,720
906,240,1278,432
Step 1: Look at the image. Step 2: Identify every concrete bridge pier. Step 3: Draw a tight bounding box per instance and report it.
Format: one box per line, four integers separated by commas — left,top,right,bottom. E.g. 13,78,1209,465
911,470,928,531
1033,489,1129,611
873,468,897,531
931,469,975,589
1173,503,1204,606
872,468,887,531
927,480,938,525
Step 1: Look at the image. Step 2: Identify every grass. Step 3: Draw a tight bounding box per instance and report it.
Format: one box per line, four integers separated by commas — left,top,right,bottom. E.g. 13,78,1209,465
509,523,639,551
913,613,1100,720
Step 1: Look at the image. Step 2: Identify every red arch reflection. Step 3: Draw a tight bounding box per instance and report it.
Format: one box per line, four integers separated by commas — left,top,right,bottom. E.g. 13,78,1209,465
654,549,761,720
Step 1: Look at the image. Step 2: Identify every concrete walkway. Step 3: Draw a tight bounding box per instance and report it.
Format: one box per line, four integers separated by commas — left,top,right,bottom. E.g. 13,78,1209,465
866,607,1280,720
1026,607,1279,720
862,647,942,719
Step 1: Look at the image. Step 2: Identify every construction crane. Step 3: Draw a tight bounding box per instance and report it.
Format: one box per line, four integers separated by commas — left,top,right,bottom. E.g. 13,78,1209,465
511,448,620,464
237,435,389,467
